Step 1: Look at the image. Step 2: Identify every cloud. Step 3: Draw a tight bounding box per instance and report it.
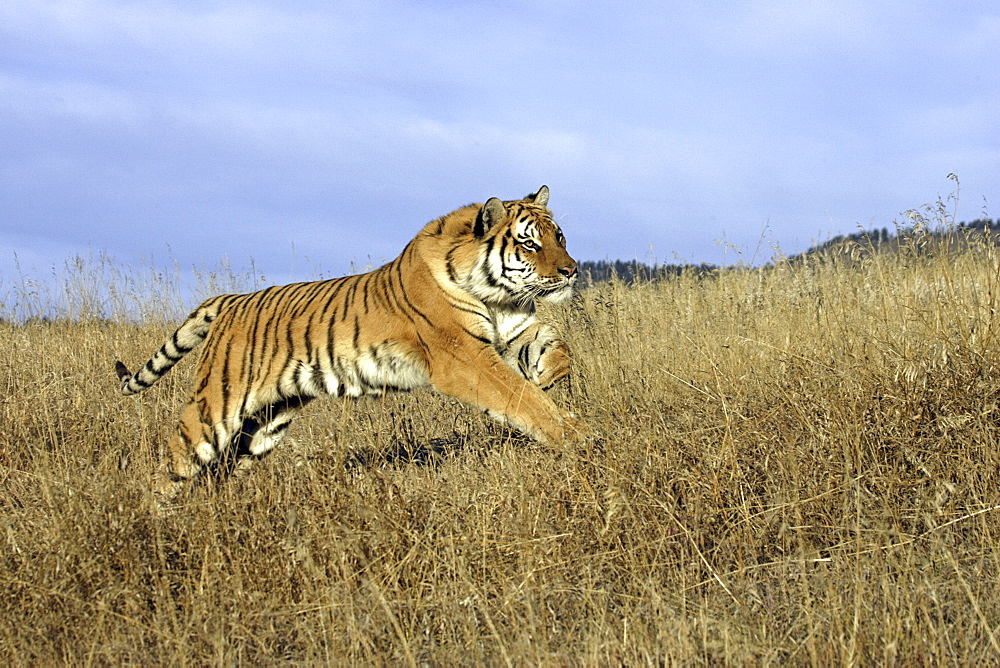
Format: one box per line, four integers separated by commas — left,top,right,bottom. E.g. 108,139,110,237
1,0,998,292
706,1,879,55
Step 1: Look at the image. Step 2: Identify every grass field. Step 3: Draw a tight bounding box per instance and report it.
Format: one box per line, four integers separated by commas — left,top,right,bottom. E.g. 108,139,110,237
2,221,1000,664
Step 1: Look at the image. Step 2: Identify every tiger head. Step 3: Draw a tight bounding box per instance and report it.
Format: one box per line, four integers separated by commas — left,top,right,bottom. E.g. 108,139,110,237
470,185,579,308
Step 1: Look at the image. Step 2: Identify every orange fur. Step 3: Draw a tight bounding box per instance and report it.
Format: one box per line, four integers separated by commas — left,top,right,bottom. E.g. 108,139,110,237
116,186,586,504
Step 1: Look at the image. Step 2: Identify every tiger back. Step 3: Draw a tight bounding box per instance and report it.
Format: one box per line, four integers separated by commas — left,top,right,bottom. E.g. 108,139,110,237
115,186,587,505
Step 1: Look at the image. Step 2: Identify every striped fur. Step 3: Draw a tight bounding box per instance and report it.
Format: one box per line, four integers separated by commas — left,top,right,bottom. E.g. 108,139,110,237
115,186,586,504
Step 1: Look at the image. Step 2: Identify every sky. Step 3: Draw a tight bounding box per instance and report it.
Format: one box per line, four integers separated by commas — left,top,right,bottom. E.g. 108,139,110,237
2,0,998,296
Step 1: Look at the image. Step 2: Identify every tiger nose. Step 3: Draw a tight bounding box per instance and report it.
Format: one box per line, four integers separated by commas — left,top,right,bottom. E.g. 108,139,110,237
558,263,577,278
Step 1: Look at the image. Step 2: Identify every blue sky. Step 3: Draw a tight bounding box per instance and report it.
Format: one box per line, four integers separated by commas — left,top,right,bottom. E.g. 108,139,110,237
2,0,998,290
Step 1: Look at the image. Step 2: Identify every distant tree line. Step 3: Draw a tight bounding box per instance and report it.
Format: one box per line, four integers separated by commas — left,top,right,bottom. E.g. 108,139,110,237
578,259,717,286
802,218,998,257
580,218,998,286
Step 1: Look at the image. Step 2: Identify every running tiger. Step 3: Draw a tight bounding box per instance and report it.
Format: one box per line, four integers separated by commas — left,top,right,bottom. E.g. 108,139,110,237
115,186,587,504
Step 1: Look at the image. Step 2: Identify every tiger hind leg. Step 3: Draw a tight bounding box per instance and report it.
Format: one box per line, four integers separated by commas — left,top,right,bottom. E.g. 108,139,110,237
233,398,311,475
152,399,238,507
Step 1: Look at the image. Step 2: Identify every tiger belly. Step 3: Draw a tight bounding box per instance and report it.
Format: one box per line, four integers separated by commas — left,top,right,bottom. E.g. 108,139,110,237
276,349,431,402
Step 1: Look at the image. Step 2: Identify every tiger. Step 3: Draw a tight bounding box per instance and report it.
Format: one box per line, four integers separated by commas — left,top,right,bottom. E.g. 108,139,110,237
115,185,587,505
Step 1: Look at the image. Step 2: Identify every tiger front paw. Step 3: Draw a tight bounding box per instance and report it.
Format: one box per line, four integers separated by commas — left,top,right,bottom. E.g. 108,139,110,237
560,412,594,443
536,341,572,389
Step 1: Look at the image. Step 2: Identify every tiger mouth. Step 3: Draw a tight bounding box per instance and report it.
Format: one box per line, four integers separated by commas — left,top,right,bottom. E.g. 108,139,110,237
532,279,575,298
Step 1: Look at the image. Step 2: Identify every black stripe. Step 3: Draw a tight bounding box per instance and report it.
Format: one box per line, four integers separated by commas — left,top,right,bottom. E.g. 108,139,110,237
302,309,316,364
361,273,372,311
498,234,523,276
316,277,349,325
370,272,392,311
519,345,531,372
341,277,360,322
220,323,239,422
170,330,195,355
241,298,269,412
461,327,492,346
447,300,490,319
292,364,307,396
445,247,461,284
142,358,160,378
382,267,418,326
176,426,192,449
414,332,432,359
391,260,436,328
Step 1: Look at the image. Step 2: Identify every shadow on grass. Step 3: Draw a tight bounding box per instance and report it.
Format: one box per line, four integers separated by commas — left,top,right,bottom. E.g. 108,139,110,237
344,434,469,471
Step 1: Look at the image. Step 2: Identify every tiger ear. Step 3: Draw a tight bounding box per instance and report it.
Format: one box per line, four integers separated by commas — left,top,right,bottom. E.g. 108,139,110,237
474,197,506,238
526,185,549,207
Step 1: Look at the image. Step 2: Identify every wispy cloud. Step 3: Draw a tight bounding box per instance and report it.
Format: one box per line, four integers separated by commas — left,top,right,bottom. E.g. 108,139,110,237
1,0,997,286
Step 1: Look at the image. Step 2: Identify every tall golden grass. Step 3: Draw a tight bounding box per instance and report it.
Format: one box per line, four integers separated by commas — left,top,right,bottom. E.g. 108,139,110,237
2,220,999,663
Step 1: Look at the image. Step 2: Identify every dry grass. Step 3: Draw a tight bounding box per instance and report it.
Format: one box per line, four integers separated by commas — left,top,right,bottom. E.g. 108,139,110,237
3,227,1000,664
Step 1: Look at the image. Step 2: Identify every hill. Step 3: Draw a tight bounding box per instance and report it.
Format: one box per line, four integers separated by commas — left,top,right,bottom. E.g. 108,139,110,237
579,217,998,285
